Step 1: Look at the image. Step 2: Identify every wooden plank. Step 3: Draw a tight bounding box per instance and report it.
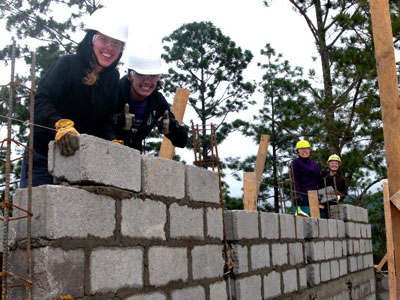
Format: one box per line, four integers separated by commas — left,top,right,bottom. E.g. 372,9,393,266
254,135,270,196
376,253,388,272
159,88,189,159
308,190,320,218
383,179,397,300
243,172,257,211
370,0,400,296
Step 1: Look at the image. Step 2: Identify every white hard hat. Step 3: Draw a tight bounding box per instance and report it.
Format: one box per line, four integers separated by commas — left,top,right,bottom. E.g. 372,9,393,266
125,43,164,75
84,9,128,43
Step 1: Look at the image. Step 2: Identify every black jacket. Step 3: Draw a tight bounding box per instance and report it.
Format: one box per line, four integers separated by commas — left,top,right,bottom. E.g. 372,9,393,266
320,169,348,201
33,31,120,156
114,75,188,151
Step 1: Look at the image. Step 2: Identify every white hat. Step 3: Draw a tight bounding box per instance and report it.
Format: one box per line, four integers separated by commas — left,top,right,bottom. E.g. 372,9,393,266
84,9,128,43
125,43,164,75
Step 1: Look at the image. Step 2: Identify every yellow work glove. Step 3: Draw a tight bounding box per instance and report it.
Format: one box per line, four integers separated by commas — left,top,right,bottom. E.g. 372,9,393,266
55,119,80,156
157,110,170,135
112,140,124,145
122,103,135,131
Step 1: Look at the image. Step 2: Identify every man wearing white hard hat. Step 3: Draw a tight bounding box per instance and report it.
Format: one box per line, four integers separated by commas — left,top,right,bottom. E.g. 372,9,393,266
113,43,188,151
20,8,128,188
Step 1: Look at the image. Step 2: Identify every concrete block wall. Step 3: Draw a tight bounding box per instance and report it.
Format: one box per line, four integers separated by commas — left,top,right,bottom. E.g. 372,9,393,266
7,134,377,299
9,134,226,300
225,204,376,300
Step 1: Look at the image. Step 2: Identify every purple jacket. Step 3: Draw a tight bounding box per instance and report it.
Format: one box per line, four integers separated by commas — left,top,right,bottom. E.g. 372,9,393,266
291,157,321,202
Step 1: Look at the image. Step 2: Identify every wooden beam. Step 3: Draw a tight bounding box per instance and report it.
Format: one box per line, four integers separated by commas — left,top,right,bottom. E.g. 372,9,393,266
375,253,388,272
390,190,400,212
159,88,189,159
370,0,400,295
243,172,257,211
254,135,270,197
308,190,320,218
383,179,397,299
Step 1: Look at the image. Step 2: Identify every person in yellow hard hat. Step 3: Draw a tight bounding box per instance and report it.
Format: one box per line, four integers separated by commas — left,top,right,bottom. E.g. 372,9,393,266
291,140,322,217
113,42,188,151
20,8,129,188
320,154,347,201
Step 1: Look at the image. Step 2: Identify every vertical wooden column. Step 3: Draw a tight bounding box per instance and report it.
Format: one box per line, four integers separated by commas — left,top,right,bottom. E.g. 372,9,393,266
254,135,270,196
243,172,257,211
308,190,320,218
159,88,189,159
370,0,400,296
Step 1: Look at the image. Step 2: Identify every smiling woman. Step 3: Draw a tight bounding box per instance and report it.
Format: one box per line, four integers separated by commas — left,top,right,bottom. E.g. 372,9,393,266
19,8,129,188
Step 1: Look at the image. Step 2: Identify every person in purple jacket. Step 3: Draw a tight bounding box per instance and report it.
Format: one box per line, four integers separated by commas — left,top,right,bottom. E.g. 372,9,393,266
291,140,323,217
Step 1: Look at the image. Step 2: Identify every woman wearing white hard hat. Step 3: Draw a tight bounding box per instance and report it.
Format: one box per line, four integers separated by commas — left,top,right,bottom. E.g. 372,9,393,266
113,43,188,151
20,8,128,188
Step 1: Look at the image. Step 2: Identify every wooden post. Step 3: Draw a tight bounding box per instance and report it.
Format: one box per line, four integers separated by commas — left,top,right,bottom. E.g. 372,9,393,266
382,179,397,299
159,88,189,159
308,190,320,218
370,0,400,295
254,135,270,196
243,172,257,211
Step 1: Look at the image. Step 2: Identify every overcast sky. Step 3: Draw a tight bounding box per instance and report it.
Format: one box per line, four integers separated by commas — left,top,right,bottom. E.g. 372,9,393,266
0,0,320,197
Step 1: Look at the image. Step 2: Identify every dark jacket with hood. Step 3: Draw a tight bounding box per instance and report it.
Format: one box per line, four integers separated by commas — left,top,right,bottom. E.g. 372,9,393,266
320,169,348,201
33,30,121,156
113,75,188,152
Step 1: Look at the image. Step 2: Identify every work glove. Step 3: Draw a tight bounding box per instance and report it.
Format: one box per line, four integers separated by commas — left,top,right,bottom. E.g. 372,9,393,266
112,140,124,145
157,110,180,135
55,119,80,156
113,103,135,131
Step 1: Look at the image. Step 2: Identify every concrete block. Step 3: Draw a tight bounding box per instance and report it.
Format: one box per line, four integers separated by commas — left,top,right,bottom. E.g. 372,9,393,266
13,185,115,240
366,224,372,238
225,210,259,241
206,207,223,240
289,242,304,265
296,216,305,239
364,254,374,268
329,205,342,220
328,219,338,238
306,263,320,285
325,240,334,260
148,246,188,286
330,260,340,279
90,247,143,293
348,256,358,273
49,134,141,191
334,240,343,258
319,219,328,238
342,240,348,256
299,268,307,289
363,208,369,223
232,244,248,274
126,293,166,300
185,165,219,203
264,271,281,299
209,281,227,300
306,241,325,262
282,269,298,293
260,212,279,239
121,198,166,239
303,217,319,238
337,220,345,238
170,203,203,239
355,223,362,238
251,243,270,270
321,261,331,282
280,214,296,239
171,286,205,300
357,255,364,270
345,222,355,238
271,243,288,266
339,258,348,276
9,247,85,299
359,239,366,254
142,155,185,198
353,240,360,254
191,245,224,280
347,240,353,255
234,275,262,300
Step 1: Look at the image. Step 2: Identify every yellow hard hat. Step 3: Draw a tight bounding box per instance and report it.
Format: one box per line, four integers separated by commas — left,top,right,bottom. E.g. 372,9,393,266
327,154,341,165
295,140,311,150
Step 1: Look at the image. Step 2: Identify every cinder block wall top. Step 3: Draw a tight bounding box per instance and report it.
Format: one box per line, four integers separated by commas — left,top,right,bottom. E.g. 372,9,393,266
8,135,376,300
